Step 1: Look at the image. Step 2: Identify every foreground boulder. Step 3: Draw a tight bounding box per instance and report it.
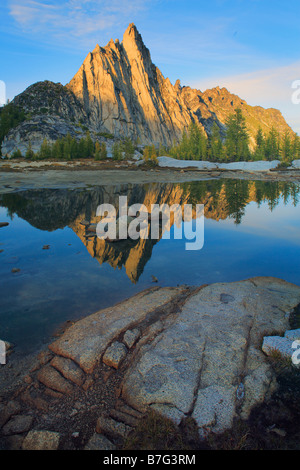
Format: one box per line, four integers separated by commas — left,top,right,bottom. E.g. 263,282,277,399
2,277,299,448
121,277,300,435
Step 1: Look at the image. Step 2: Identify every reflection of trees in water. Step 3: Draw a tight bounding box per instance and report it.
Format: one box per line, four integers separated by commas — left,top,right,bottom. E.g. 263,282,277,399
183,179,300,224
1,179,299,282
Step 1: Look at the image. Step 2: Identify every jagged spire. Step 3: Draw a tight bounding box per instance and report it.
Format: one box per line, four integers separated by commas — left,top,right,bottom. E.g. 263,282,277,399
122,23,144,51
123,23,139,40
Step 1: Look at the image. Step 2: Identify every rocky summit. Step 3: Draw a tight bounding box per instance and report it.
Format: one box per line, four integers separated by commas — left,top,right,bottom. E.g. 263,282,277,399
1,24,294,156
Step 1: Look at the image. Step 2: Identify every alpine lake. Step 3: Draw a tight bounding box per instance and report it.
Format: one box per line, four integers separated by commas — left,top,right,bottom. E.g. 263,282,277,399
1,178,300,356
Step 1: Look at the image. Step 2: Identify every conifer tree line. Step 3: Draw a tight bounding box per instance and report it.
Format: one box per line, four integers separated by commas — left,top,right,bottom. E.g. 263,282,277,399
2,104,299,163
8,133,109,160
169,108,300,163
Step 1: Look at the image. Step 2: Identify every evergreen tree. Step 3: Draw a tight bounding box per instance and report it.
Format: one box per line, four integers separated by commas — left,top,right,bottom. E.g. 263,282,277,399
84,132,94,158
158,143,168,156
150,144,158,163
78,137,87,158
143,145,158,165
94,141,101,160
94,141,107,160
143,146,150,162
122,137,135,159
254,127,265,160
208,122,223,161
292,134,300,160
112,142,122,160
281,131,292,163
169,122,208,161
25,142,35,160
224,108,250,161
52,139,64,159
39,138,52,160
265,127,280,161
63,134,73,160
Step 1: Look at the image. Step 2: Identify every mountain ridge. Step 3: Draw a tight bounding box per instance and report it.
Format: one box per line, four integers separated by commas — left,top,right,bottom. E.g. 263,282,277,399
1,23,295,156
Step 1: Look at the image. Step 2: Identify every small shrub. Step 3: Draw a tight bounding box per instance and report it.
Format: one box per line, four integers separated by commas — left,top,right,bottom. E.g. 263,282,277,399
123,410,185,450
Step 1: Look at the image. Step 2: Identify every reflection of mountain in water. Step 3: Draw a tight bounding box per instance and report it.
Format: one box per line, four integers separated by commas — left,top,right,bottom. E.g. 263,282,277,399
1,180,299,283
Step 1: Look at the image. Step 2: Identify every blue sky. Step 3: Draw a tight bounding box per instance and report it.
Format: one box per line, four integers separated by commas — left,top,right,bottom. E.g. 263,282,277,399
0,0,299,133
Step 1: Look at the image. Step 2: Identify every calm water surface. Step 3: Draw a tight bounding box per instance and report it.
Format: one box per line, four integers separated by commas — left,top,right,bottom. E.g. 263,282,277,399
0,179,300,355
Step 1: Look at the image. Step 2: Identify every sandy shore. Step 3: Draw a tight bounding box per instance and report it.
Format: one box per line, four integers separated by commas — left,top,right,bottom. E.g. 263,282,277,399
1,160,300,193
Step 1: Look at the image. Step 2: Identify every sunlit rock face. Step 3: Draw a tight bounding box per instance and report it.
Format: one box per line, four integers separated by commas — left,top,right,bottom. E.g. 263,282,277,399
2,24,294,156
67,23,293,146
67,24,193,146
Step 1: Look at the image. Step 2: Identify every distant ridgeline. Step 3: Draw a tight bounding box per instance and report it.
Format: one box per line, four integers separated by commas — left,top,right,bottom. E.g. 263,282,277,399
0,23,299,162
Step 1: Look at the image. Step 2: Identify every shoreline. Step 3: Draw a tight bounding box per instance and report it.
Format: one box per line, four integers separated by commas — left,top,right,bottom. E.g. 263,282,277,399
1,160,300,194
0,278,299,450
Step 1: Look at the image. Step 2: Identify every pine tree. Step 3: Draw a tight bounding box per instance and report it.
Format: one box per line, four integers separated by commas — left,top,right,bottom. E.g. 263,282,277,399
84,132,94,158
94,141,107,160
281,131,292,163
254,127,265,160
143,146,150,162
122,137,135,159
224,108,250,161
112,142,122,160
265,127,280,161
150,144,158,163
292,134,300,160
208,122,223,161
63,134,73,160
39,138,52,160
25,142,35,160
52,139,64,159
78,137,87,158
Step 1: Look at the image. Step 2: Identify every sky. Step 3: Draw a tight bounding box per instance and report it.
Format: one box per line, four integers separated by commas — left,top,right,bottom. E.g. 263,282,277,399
0,0,299,133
